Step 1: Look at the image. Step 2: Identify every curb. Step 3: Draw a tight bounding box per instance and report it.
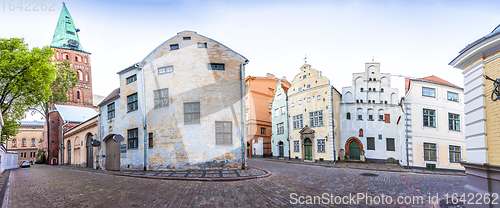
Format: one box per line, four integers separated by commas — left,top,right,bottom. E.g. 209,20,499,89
112,167,272,181
263,159,466,176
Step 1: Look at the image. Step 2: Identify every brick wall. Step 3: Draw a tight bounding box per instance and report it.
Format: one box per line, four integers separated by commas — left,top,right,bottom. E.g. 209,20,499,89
48,111,61,165
485,57,500,166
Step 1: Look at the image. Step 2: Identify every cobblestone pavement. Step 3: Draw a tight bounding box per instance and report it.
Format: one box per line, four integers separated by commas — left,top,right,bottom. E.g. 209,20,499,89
6,159,465,207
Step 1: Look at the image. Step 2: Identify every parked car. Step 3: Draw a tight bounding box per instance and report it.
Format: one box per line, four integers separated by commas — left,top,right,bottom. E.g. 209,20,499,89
20,160,30,168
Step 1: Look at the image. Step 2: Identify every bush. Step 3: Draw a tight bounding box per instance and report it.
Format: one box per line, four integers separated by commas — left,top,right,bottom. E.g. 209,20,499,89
35,159,44,164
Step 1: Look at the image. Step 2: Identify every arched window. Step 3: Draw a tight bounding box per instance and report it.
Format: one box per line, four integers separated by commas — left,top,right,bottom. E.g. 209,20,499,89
368,100,371,103
381,88,384,92
372,100,375,103
369,88,372,91
373,78,376,81
368,109,374,120
77,91,80,99
31,138,35,147
384,101,388,104
357,108,363,120
22,138,26,147
369,78,372,81
75,56,78,61
12,139,16,147
346,112,351,120
77,70,83,80
378,109,384,120
373,88,376,91
345,92,353,103
360,100,363,103
65,54,69,60
356,100,359,103
359,128,364,137
360,88,364,92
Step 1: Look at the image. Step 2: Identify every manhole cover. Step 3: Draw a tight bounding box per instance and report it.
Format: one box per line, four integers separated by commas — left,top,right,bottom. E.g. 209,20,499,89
360,173,378,177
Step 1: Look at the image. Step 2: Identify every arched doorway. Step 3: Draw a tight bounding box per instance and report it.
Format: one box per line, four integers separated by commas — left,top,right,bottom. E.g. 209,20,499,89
349,142,360,160
105,134,120,171
304,138,312,161
67,140,71,165
278,141,284,158
86,133,93,168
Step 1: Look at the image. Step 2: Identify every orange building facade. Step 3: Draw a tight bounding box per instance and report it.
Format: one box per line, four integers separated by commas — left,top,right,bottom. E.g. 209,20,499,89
245,74,291,157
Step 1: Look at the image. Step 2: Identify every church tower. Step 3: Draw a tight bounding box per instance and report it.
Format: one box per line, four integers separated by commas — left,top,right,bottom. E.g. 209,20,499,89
50,3,93,107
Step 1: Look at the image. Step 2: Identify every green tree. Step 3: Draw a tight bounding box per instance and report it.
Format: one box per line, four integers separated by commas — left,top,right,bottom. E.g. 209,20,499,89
0,38,57,140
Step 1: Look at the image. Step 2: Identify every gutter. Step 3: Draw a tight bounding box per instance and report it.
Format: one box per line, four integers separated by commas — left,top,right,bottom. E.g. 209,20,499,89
240,61,248,169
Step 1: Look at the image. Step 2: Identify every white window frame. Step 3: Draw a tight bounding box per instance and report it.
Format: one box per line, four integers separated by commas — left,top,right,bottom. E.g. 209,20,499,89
292,114,303,130
317,138,326,153
449,145,462,163
293,140,300,152
158,65,173,74
423,142,438,162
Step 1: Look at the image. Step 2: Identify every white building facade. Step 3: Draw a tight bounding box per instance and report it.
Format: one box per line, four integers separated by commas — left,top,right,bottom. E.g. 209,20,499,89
401,76,466,171
340,62,402,163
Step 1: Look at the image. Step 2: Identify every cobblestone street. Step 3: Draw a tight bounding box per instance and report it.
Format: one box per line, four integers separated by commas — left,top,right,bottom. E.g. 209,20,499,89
5,159,465,207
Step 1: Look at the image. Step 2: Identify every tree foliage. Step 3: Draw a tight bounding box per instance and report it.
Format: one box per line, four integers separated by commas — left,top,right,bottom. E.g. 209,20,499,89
0,38,58,139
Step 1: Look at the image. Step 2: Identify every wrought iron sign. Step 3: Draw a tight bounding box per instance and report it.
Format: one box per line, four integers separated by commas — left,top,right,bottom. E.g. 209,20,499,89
485,75,500,101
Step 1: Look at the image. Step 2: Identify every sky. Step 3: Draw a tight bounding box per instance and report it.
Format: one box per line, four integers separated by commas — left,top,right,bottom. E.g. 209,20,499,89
1,0,499,121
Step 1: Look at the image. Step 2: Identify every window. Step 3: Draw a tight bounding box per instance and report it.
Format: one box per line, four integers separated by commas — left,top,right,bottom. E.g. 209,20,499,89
309,110,323,127
274,108,279,117
360,88,364,92
367,137,375,150
386,138,395,151
293,141,300,152
209,63,225,70
448,113,460,131
378,109,384,120
373,88,376,91
77,70,83,80
22,139,26,147
369,78,372,81
317,95,321,100
158,66,173,74
77,91,80,99
298,87,303,92
293,114,303,130
31,138,35,147
291,102,295,108
422,87,436,97
306,84,311,89
276,122,284,135
346,112,351,120
126,74,137,84
373,78,376,81
12,139,16,147
298,100,302,105
424,143,437,161
170,44,179,50
107,102,115,119
317,139,326,153
277,93,282,101
307,97,311,103
280,106,285,115
148,133,153,148
75,56,78,61
360,100,363,103
371,72,374,74
423,109,436,127
261,127,266,135
215,121,232,145
127,93,138,112
303,75,306,79
381,88,384,92
357,108,363,120
368,109,374,120
378,134,382,140
197,42,207,48
127,129,139,149
447,91,459,102
269,102,272,109
369,88,372,91
184,102,200,124
65,54,69,60
183,37,191,40
449,145,461,163
368,100,371,104
154,88,169,108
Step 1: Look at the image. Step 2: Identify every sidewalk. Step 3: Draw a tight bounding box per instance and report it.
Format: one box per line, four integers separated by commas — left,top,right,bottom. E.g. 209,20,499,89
262,158,466,176
0,169,10,208
56,165,272,181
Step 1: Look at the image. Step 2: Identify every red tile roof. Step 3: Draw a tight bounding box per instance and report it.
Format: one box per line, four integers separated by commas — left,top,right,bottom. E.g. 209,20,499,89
413,75,461,89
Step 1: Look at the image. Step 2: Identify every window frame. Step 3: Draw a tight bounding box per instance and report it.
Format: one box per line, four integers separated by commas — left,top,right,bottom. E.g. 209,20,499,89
367,137,375,150
276,122,284,135
424,142,437,161
197,42,207,48
447,91,459,102
449,145,461,163
148,133,153,148
386,138,395,151
448,113,460,131
293,141,300,152
260,127,266,135
423,109,436,128
292,114,303,130
317,139,326,153
126,74,137,84
215,121,232,145
309,110,324,127
107,102,115,119
170,44,179,50
346,112,351,120
154,88,169,108
158,65,173,74
209,63,225,70
127,93,139,112
422,87,436,98
127,128,139,149
184,102,201,124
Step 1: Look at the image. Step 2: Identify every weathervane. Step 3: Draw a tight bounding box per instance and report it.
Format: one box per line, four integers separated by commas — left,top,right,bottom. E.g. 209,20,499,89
484,75,500,101
304,54,307,64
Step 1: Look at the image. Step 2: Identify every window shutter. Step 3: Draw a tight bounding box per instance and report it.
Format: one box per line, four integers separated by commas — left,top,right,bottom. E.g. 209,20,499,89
385,114,390,123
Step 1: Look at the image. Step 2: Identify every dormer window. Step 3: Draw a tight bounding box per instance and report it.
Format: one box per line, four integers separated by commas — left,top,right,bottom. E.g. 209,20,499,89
183,37,191,40
170,44,179,50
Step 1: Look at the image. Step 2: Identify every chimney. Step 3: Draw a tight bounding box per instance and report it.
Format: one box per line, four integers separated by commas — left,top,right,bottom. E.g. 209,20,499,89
266,73,276,79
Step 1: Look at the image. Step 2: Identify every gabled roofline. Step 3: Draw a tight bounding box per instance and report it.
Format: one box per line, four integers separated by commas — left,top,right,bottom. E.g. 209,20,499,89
117,62,139,75
63,114,99,136
409,78,464,90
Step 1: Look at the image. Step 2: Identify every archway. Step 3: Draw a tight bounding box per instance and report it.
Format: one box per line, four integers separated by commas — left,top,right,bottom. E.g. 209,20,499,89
278,141,284,158
304,138,312,161
345,137,363,160
86,133,93,168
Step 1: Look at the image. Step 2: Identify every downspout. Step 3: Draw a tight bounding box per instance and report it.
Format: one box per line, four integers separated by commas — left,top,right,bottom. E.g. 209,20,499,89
135,64,148,171
97,106,101,169
403,97,409,169
62,122,69,165
240,61,248,169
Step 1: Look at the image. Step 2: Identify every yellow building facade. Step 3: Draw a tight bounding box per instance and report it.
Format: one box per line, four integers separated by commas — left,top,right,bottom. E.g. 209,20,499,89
288,64,341,162
6,121,44,165
450,24,500,205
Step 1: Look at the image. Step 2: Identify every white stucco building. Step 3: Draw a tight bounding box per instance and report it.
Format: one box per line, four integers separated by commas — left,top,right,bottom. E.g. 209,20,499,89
340,62,402,163
401,76,466,171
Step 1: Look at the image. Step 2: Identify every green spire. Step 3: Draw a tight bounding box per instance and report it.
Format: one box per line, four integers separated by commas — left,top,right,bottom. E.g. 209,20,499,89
50,3,88,53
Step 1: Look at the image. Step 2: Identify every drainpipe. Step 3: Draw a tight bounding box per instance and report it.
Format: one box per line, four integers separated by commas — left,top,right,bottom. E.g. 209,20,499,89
403,98,409,169
135,64,148,171
97,106,101,169
62,122,69,165
240,61,248,169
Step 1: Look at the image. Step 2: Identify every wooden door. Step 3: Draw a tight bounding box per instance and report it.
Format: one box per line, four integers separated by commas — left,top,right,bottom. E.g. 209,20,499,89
278,142,284,158
349,142,360,160
67,141,71,165
86,135,93,168
304,139,312,161
105,138,120,171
